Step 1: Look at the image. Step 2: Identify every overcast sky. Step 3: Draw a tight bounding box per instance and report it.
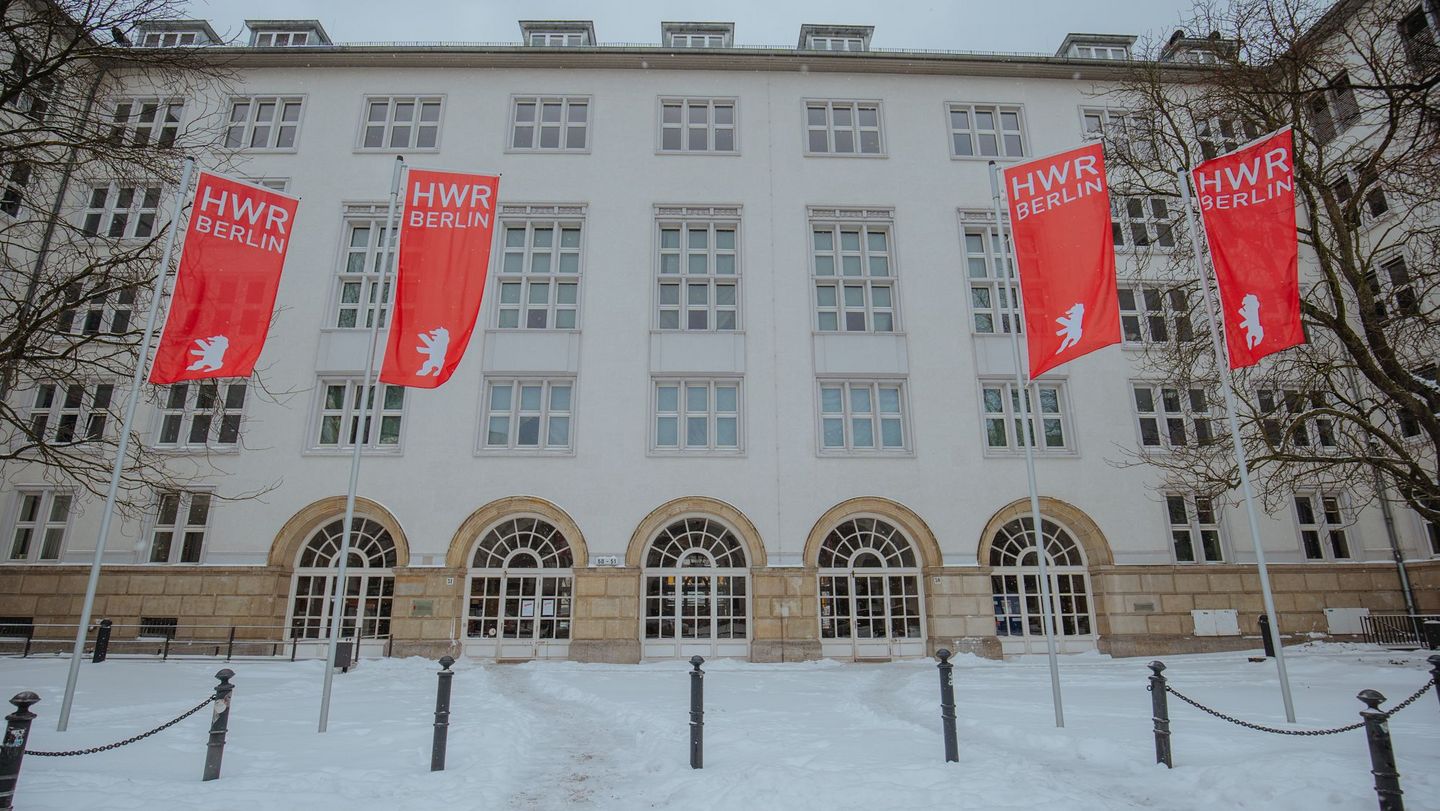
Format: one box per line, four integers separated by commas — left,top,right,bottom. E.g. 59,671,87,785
182,0,1201,54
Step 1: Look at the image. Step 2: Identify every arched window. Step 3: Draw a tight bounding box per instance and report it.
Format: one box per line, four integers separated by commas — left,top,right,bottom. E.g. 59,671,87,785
817,518,924,657
989,517,1093,641
643,517,749,656
289,518,396,640
466,517,574,652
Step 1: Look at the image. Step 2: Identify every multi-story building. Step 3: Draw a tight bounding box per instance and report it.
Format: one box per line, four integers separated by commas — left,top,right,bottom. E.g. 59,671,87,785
1,12,1436,663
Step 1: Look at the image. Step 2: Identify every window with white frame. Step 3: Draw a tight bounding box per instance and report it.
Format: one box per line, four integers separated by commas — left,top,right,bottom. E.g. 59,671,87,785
948,104,1026,158
1195,114,1262,161
108,98,184,148
148,491,211,563
659,98,736,153
496,214,583,329
359,96,443,150
653,378,741,452
313,380,405,449
252,31,310,47
805,101,882,155
7,489,71,562
980,381,1070,451
1133,384,1216,448
1070,43,1130,59
1112,196,1176,249
27,383,113,444
56,283,136,336
1293,493,1352,560
670,32,727,47
811,217,896,332
334,206,396,329
510,97,589,151
807,36,865,51
1422,500,1440,555
1400,6,1440,75
1364,256,1419,319
4,51,52,121
81,183,160,239
1398,365,1438,438
962,220,1020,334
1308,71,1361,144
224,96,303,150
656,214,738,330
1257,388,1339,450
481,378,574,451
155,381,246,449
1166,493,1224,563
1081,107,1154,159
1118,283,1195,344
528,32,586,46
818,380,907,452
1,161,30,217
141,30,202,47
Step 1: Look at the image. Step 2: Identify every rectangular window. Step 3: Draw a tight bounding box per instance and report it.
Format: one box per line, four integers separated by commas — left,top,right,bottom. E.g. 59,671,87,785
334,208,397,329
142,31,201,47
1401,6,1440,74
818,380,907,453
1071,44,1130,59
56,283,137,336
1118,284,1195,344
1133,384,1215,449
7,489,71,562
1195,115,1262,161
656,218,738,330
1377,256,1419,317
313,380,405,449
962,222,1019,334
1309,72,1361,144
529,32,585,46
81,183,160,239
1399,365,1439,438
1294,493,1352,561
149,491,211,564
808,36,865,51
1112,196,1176,250
359,96,443,150
4,51,53,121
138,617,179,638
670,33,727,47
224,96,303,150
108,97,184,148
947,104,1026,158
653,379,741,452
981,381,1070,451
154,381,246,449
482,378,574,451
805,101,883,155
253,31,310,47
1,161,30,217
659,98,736,153
495,217,583,329
1257,388,1339,450
27,383,113,444
510,96,589,151
1081,107,1154,159
1166,494,1224,563
811,221,896,332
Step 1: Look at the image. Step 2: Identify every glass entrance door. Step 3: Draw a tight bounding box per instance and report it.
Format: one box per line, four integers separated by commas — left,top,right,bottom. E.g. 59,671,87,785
643,572,749,658
467,572,573,659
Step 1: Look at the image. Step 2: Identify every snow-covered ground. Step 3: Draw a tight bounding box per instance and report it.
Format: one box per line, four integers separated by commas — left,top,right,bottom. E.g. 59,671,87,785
0,644,1436,810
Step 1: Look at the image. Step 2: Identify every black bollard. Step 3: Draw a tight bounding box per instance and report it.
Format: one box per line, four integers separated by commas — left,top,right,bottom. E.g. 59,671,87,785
689,655,704,770
1429,655,1440,713
432,655,455,772
0,693,39,809
935,649,959,762
1147,660,1172,768
1424,622,1440,652
1358,689,1402,811
91,619,113,663
1257,614,1276,658
203,669,235,782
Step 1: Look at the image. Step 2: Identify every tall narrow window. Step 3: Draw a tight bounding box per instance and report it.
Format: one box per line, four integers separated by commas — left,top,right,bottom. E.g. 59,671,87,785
811,219,896,332
334,207,396,329
314,380,405,449
1166,494,1224,563
1294,493,1351,561
656,214,738,330
149,491,211,563
7,490,71,562
495,216,583,329
963,221,1019,334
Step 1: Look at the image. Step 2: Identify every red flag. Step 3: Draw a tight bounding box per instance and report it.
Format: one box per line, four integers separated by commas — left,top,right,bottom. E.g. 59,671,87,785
150,172,299,384
379,169,500,388
1003,143,1120,377
1191,128,1303,368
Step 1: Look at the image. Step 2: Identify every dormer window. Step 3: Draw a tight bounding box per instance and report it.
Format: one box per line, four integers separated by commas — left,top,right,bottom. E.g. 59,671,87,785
246,20,330,48
798,25,874,52
520,21,595,47
1057,34,1136,61
672,33,725,47
809,36,863,51
1072,43,1129,59
254,31,309,47
661,22,734,48
134,20,217,48
142,31,198,47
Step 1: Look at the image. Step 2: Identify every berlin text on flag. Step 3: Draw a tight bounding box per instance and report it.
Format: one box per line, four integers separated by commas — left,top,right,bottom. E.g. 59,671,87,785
1003,142,1120,378
150,172,300,385
379,169,500,388
1191,127,1304,368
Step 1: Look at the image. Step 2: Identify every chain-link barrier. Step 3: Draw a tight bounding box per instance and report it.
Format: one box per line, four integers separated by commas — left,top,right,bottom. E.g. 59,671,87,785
1161,679,1433,736
25,695,214,757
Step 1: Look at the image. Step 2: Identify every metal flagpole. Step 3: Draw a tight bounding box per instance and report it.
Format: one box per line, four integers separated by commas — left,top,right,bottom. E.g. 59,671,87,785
319,155,405,733
57,156,196,731
1177,168,1297,723
989,161,1065,728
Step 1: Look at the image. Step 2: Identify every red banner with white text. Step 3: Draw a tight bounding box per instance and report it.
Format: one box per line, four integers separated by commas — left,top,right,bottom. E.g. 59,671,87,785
1191,127,1303,368
379,169,500,388
150,172,299,384
1004,142,1120,378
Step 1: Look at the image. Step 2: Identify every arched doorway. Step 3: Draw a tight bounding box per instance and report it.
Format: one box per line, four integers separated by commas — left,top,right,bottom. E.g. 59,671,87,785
286,517,397,658
641,517,750,659
817,517,925,659
988,517,1096,655
464,516,575,660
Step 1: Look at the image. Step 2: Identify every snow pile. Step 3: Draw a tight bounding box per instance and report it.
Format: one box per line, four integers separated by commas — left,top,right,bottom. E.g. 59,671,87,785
0,643,1436,809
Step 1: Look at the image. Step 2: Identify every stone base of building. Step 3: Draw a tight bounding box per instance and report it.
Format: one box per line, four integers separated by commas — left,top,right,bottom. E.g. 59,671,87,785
567,639,642,664
928,635,1004,660
750,639,823,662
389,639,463,659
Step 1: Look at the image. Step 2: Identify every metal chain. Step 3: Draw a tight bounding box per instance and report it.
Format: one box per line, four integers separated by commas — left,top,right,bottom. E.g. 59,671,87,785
1164,680,1434,737
26,696,214,757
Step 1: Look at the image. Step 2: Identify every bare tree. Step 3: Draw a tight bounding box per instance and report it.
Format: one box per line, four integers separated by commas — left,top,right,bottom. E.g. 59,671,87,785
1099,0,1439,530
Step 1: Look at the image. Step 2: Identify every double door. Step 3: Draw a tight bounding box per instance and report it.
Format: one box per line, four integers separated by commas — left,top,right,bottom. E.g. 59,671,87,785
818,572,925,660
642,572,749,659
466,572,572,659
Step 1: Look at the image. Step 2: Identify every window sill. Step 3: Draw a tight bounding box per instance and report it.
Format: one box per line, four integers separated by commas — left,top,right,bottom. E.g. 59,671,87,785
503,148,593,155
816,449,914,458
150,446,242,455
353,147,441,154
950,154,1027,163
982,448,1080,459
302,446,404,457
647,449,746,458
484,327,583,335
802,152,888,159
654,150,741,157
649,328,747,336
474,448,576,458
232,147,300,155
